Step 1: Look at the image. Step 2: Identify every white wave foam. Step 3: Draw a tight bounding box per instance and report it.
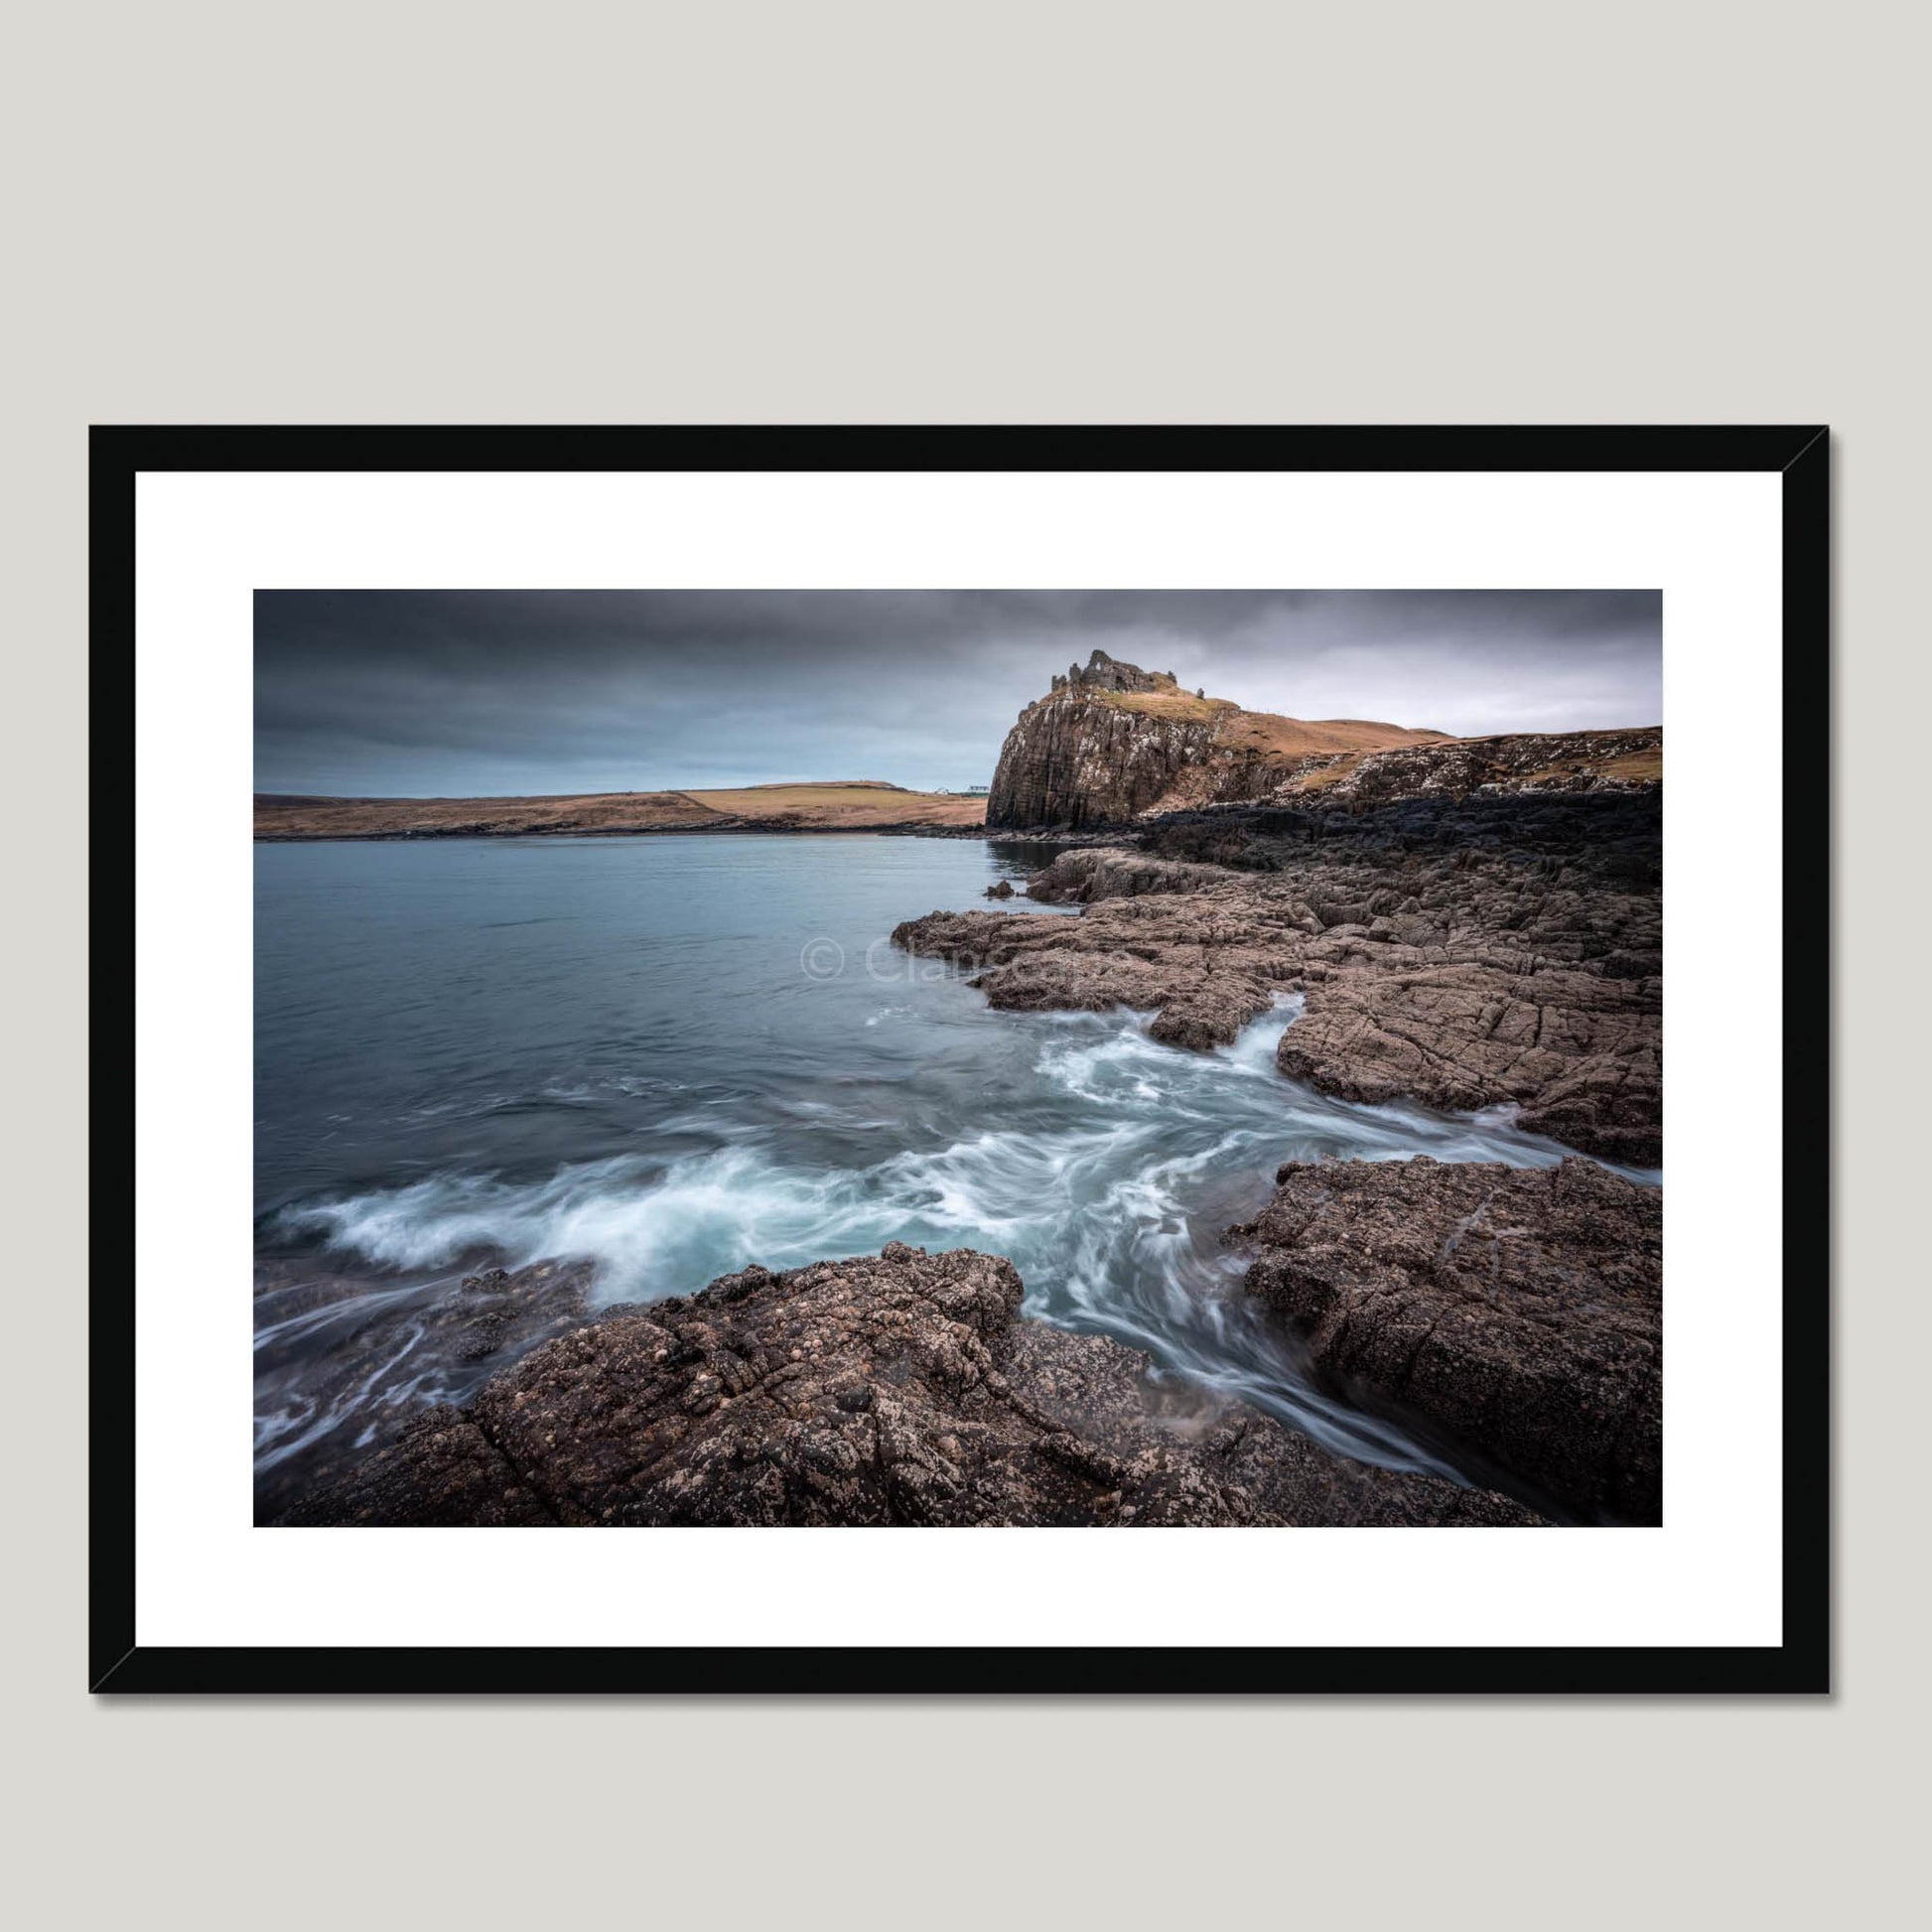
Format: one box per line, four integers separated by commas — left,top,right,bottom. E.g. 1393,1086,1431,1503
280,1147,877,1298
273,1000,1657,1478
284,994,1653,1309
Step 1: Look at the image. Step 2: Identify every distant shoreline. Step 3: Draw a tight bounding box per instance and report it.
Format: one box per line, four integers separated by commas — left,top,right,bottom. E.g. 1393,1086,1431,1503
256,820,996,844
254,779,990,843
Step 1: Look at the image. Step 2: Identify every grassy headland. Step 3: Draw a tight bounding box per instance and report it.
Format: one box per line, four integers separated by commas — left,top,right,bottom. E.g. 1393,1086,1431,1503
255,780,988,841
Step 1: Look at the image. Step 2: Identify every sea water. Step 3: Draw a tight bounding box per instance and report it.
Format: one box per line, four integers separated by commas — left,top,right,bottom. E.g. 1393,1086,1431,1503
255,833,1655,1505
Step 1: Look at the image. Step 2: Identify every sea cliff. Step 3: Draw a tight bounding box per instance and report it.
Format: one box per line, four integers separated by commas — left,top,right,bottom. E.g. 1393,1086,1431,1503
985,649,1448,828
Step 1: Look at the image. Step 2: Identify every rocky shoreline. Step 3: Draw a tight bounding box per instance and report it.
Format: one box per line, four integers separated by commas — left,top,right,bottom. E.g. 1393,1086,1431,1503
279,784,1662,1530
903,791,1661,1169
271,651,1663,1531
285,1243,1545,1527
1236,1156,1660,1521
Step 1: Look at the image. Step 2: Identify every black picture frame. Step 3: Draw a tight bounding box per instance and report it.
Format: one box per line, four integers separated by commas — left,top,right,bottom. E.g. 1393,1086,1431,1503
91,424,1831,1695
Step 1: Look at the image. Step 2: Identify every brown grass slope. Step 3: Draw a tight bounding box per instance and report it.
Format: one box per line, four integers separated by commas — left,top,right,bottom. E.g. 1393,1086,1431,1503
1094,685,1449,757
255,782,986,840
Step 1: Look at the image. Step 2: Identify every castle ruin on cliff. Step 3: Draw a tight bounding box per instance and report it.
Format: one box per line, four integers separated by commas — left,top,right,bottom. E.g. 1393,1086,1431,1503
1049,648,1177,696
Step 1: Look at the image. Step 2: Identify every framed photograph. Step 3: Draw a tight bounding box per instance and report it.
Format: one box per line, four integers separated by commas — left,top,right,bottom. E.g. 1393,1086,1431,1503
93,425,1828,1693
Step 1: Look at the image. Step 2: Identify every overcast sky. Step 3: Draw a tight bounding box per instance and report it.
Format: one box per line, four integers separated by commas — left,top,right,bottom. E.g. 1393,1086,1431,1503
255,590,1661,797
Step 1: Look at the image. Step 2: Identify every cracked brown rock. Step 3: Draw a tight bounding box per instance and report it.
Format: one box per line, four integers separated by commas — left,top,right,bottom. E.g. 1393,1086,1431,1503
1233,1156,1662,1521
895,795,1661,1166
253,1256,595,1521
281,1243,1542,1527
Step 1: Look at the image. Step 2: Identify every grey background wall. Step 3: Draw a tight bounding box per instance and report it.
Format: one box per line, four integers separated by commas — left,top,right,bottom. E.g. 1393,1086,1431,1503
9,3,1918,1925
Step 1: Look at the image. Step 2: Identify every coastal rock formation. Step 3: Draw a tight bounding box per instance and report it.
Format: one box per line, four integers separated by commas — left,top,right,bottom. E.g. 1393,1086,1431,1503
283,1243,1541,1527
985,650,1444,830
1232,1157,1662,1521
1275,727,1663,809
1277,957,1660,1168
983,651,1659,832
895,793,1662,1165
1025,847,1238,903
253,1256,596,1521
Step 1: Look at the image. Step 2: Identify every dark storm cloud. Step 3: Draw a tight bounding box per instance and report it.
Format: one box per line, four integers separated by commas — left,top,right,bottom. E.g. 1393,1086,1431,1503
255,590,1661,797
